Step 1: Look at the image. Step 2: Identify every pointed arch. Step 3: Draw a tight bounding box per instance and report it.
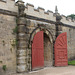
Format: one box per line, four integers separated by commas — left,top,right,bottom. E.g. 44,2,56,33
29,26,54,48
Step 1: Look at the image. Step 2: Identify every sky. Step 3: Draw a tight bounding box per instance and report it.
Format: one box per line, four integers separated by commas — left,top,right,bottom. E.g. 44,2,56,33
15,0,75,16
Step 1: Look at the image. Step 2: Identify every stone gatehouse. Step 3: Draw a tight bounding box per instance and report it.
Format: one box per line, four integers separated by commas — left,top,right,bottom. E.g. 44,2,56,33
0,0,75,74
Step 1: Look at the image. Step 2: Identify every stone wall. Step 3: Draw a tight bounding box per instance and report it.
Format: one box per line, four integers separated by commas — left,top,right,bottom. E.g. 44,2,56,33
21,18,56,71
44,33,53,67
0,0,75,26
0,0,75,75
0,0,18,12
62,26,75,60
0,14,17,73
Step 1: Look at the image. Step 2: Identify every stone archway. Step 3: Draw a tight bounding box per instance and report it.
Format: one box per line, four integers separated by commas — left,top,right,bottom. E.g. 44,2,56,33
29,26,54,70
44,33,53,67
29,27,53,47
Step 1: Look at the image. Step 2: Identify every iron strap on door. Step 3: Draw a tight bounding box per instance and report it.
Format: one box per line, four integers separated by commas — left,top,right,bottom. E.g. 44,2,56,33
54,32,68,66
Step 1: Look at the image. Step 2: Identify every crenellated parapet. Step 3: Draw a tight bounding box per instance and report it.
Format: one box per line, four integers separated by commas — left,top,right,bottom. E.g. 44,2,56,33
0,0,6,2
24,3,75,26
24,3,56,21
23,3,75,26
0,0,18,12
0,0,75,26
0,0,75,74
61,15,75,26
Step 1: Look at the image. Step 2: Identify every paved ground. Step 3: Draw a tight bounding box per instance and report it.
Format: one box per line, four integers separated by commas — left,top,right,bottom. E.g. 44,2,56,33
26,66,75,75
1,66,75,75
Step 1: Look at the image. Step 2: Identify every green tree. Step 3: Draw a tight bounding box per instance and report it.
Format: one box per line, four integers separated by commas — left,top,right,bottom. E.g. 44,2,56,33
67,14,75,20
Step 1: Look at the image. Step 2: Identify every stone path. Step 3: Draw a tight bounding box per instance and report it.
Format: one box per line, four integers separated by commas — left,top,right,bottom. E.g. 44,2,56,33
7,66,75,75
27,66,75,75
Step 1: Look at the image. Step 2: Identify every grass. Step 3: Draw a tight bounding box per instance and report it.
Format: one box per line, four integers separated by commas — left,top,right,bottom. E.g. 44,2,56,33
68,60,75,65
2,65,7,71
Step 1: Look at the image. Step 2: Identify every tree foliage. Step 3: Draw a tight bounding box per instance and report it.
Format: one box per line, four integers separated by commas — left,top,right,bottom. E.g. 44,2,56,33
67,14,75,20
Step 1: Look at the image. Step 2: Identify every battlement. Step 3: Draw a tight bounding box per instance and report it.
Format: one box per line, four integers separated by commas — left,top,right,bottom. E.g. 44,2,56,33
25,3,56,21
0,0,75,26
0,0,15,2
0,0,6,3
24,3,75,26
0,0,17,12
61,15,75,26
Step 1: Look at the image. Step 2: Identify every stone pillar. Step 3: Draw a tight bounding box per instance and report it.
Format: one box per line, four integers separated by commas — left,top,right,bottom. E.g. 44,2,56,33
56,21,62,37
55,6,62,37
16,0,27,72
17,17,27,72
54,6,62,65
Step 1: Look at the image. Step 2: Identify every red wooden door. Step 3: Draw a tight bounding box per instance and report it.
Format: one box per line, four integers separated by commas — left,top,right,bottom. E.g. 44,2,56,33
32,31,44,70
54,32,68,66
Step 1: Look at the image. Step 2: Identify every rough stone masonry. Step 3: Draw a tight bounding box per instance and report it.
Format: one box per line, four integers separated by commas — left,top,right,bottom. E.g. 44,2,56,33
0,0,75,74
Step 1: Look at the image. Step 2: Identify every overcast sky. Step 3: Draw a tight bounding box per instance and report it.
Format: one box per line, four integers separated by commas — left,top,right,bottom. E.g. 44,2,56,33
15,0,75,16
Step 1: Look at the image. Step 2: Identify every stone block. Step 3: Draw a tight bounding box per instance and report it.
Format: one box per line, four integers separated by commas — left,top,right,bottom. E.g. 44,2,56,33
30,21,35,27
17,56,26,60
18,41,28,48
17,56,26,64
26,20,31,26
17,59,26,64
18,25,26,33
17,18,27,25
17,65,26,72
17,50,26,56
18,34,29,41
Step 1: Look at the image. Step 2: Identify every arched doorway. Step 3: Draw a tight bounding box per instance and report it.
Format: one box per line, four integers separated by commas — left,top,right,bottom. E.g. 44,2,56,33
32,31,53,70
44,33,53,67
